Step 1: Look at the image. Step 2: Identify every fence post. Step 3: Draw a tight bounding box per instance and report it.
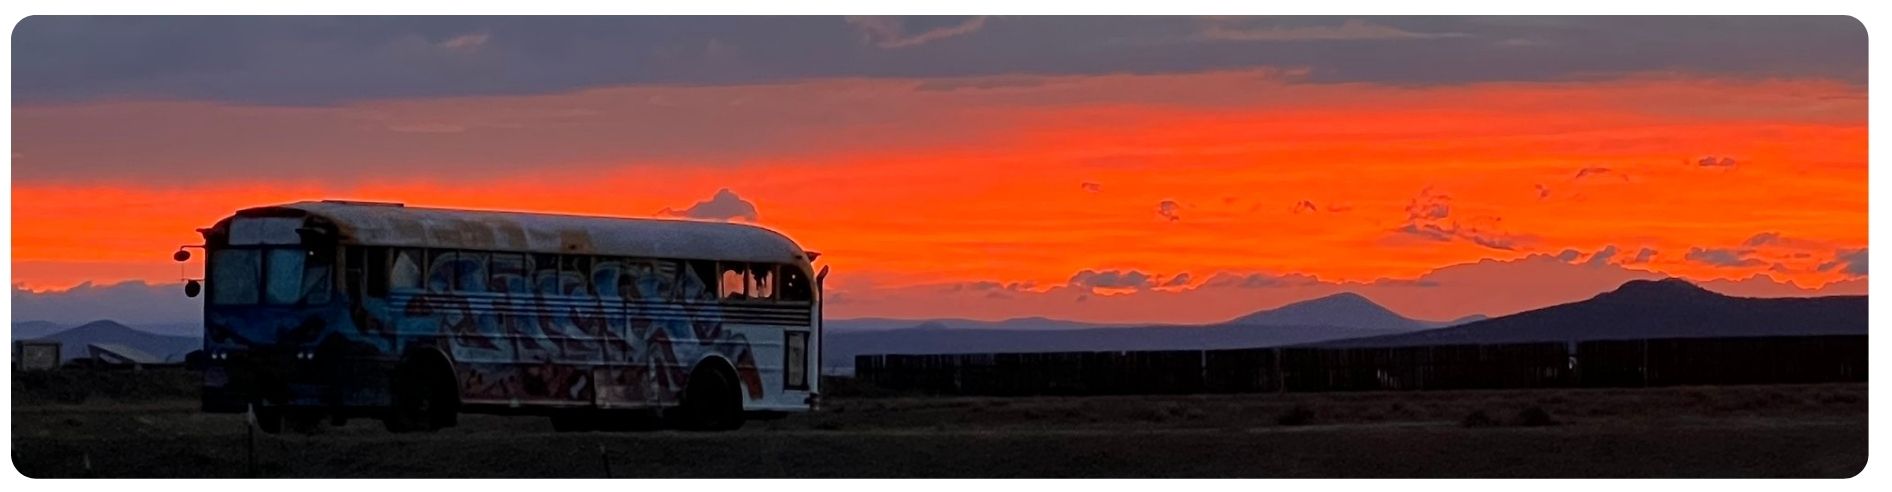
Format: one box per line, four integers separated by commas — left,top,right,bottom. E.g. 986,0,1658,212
245,404,257,478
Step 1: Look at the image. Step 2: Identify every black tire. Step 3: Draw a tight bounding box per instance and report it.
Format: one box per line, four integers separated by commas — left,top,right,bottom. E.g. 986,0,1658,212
384,359,458,433
677,365,744,431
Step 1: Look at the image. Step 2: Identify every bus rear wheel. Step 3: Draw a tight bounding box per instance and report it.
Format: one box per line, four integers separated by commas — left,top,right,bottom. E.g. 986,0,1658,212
676,365,744,431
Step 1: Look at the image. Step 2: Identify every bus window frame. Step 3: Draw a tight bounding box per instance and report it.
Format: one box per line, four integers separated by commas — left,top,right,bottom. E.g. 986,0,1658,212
778,264,814,305
747,263,777,303
717,261,748,301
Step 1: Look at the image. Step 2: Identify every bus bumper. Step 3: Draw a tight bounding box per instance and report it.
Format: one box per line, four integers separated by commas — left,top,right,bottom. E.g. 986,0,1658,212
200,353,394,413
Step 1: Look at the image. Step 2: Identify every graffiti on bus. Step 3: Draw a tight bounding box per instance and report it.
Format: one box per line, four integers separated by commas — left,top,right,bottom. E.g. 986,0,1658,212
205,252,770,407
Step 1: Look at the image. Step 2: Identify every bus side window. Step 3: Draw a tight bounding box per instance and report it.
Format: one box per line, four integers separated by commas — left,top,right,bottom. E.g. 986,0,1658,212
592,257,625,299
560,255,592,297
426,250,455,293
344,246,364,300
719,263,747,301
748,263,775,302
531,254,560,296
650,260,679,300
455,252,489,293
390,248,424,292
780,265,812,303
365,247,389,298
680,260,717,302
491,253,527,294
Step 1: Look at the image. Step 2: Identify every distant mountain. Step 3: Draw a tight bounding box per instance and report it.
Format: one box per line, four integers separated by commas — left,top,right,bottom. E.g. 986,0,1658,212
1225,292,1473,331
825,317,1120,333
13,320,201,340
12,321,69,340
129,321,202,338
821,291,1489,371
1315,278,1868,348
21,320,202,362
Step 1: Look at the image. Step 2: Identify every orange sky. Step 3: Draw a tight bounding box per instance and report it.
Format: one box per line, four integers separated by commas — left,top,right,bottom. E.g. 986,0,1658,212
9,69,1868,322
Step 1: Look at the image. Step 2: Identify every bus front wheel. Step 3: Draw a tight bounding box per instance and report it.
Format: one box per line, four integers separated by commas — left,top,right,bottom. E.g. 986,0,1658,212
384,360,458,433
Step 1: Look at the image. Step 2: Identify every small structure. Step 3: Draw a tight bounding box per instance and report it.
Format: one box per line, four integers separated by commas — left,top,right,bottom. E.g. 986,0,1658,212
14,341,62,371
87,343,166,369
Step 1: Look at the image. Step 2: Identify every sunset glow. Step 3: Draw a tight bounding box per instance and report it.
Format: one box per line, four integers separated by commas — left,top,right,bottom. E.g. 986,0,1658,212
9,17,1868,324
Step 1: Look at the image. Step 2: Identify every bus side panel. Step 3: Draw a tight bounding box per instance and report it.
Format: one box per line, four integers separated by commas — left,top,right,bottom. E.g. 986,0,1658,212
376,293,807,412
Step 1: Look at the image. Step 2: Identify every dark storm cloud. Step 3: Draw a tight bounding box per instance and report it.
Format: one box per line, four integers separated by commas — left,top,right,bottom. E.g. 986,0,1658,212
12,16,1866,106
1156,200,1183,222
659,188,759,222
1685,247,1765,268
1067,270,1157,291
1573,166,1628,182
1818,248,1867,276
1390,187,1528,251
1201,272,1323,289
13,281,201,326
1584,245,1620,266
1626,247,1658,264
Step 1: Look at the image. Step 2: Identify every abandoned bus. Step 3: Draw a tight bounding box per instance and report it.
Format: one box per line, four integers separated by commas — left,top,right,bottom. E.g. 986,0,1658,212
177,200,825,433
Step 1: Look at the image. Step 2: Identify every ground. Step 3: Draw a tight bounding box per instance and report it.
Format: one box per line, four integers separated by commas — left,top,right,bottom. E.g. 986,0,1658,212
8,374,1868,478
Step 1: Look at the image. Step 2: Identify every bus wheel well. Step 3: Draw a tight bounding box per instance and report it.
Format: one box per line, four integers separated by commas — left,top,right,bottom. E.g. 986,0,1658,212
680,356,745,431
689,356,741,396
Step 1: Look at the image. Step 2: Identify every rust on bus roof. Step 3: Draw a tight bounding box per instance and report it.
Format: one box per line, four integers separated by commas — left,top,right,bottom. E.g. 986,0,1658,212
218,201,811,264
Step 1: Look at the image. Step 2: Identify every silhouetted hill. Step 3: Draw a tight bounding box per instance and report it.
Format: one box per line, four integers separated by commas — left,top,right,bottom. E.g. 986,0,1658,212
1314,278,1868,347
825,317,1120,333
24,320,202,362
822,292,1489,371
14,320,201,340
1226,292,1474,331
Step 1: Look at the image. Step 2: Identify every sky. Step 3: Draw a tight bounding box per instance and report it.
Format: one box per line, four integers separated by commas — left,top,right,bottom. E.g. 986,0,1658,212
8,16,1870,326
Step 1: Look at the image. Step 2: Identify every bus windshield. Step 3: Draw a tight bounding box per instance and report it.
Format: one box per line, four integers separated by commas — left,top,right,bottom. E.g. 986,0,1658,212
211,247,332,306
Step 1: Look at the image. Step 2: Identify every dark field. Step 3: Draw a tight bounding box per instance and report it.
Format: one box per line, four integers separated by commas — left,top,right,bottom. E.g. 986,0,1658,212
10,372,1868,478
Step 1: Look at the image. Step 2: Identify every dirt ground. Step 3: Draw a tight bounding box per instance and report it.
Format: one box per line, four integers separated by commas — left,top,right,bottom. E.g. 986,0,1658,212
10,383,1867,478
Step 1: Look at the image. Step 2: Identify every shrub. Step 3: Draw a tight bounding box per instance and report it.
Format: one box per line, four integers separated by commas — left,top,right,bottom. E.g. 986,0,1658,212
1517,407,1558,427
1276,405,1315,426
1460,409,1498,428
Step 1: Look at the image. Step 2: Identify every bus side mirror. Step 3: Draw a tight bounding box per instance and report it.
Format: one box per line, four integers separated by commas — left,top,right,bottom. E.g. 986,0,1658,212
173,249,192,262
184,280,202,298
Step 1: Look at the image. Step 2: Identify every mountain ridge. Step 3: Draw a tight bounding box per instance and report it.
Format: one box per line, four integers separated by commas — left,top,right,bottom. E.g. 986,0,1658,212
16,320,202,363
1314,278,1867,348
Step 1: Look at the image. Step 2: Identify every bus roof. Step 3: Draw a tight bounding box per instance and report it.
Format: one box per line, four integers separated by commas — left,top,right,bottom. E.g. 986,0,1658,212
223,200,811,264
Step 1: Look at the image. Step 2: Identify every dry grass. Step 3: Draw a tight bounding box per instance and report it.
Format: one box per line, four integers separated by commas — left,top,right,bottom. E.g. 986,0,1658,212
11,372,1867,478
